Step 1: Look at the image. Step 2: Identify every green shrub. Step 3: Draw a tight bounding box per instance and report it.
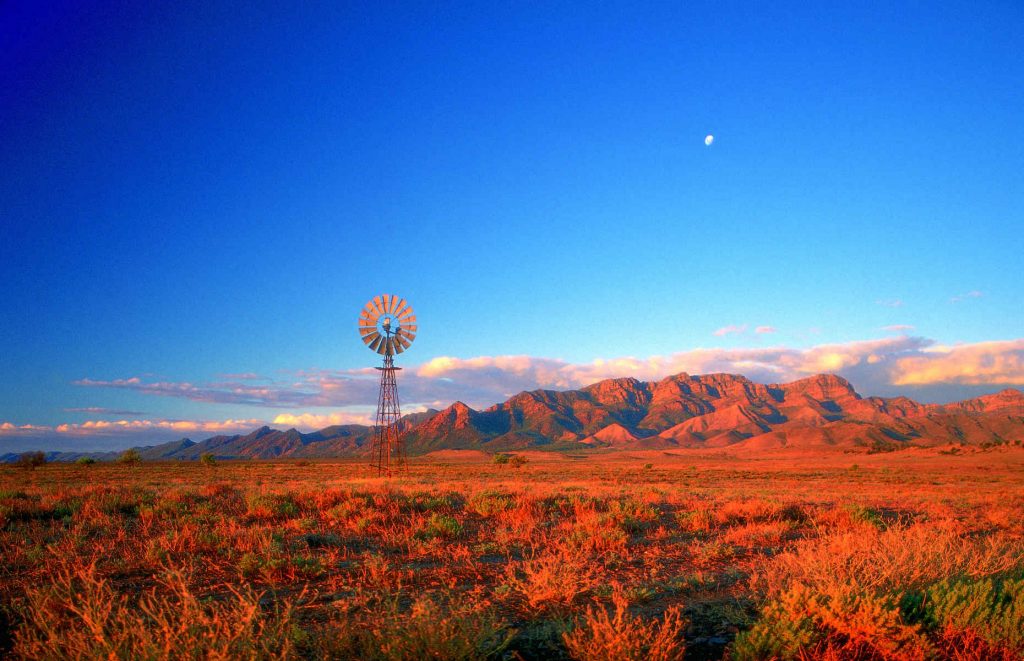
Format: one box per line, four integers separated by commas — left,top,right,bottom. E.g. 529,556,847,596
492,453,511,465
117,448,141,465
902,574,1024,655
417,513,462,540
200,452,217,467
844,503,885,528
75,456,96,466
469,490,515,517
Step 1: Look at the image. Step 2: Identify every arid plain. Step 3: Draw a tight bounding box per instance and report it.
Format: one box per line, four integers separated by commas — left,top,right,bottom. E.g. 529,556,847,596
2,447,1022,660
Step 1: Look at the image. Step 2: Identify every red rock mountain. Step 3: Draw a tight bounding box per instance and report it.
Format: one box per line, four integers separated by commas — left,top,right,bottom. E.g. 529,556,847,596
400,373,1024,452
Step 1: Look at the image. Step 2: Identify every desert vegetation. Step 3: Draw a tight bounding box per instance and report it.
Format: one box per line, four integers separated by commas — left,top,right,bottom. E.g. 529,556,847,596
1,448,1022,659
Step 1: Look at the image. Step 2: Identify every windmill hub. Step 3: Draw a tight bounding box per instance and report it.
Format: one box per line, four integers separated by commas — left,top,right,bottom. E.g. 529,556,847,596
359,295,416,477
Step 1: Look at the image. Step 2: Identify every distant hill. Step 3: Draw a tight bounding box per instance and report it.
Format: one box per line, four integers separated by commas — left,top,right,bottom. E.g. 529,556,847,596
6,373,1023,462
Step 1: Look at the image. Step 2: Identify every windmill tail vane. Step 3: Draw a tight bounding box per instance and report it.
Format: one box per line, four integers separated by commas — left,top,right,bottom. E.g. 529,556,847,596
358,295,416,477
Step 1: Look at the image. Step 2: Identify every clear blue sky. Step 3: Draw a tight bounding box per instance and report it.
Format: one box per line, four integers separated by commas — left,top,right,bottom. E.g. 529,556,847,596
1,2,1022,449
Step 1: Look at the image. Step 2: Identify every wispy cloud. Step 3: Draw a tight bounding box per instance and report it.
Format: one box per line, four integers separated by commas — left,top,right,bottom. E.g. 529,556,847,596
53,418,265,436
950,290,983,303
713,324,748,337
72,376,355,408
0,417,263,438
877,299,904,308
882,324,915,332
63,407,146,416
755,326,777,334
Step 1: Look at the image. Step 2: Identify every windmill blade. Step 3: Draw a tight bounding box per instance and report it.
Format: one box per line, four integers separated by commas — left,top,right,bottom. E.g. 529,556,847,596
397,328,416,341
363,331,381,346
360,307,378,322
369,335,385,352
385,337,396,355
359,330,378,342
371,296,386,316
359,326,377,337
402,324,418,334
398,315,416,328
362,301,379,317
393,299,409,318
382,294,393,314
388,294,401,314
394,334,411,350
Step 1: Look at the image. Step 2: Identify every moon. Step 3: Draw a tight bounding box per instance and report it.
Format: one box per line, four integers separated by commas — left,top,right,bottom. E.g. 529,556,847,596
704,134,714,146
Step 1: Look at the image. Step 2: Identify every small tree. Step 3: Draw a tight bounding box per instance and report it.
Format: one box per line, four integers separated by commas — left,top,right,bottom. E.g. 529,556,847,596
510,454,528,470
16,451,46,470
75,456,96,466
493,453,511,465
117,448,141,465
200,452,217,467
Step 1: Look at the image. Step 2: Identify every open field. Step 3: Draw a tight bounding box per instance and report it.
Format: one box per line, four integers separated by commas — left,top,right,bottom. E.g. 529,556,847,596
2,448,1023,660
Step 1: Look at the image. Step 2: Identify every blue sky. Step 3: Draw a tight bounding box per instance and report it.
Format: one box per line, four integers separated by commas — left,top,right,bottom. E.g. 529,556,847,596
1,2,1022,450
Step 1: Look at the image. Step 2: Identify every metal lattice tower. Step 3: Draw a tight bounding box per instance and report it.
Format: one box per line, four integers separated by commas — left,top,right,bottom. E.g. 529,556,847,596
371,354,405,476
358,295,417,477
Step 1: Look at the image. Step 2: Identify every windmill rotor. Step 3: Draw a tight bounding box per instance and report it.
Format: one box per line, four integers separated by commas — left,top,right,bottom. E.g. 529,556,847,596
358,295,416,355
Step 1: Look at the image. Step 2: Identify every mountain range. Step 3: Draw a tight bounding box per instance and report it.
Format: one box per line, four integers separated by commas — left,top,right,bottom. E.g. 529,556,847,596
9,373,1024,462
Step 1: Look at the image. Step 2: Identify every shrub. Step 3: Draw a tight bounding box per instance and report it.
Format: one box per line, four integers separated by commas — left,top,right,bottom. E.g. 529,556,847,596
563,590,687,660
510,455,528,469
117,448,141,465
903,574,1024,656
493,453,511,465
75,456,96,466
469,490,515,517
13,564,295,659
199,452,217,467
16,451,46,470
247,493,301,520
505,550,598,614
306,594,513,660
417,513,462,540
734,524,1024,658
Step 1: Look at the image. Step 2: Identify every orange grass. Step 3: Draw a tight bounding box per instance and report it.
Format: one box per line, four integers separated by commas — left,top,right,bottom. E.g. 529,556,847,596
0,447,1022,659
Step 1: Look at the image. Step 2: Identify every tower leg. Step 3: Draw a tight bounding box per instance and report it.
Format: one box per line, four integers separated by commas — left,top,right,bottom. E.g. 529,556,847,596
370,355,405,477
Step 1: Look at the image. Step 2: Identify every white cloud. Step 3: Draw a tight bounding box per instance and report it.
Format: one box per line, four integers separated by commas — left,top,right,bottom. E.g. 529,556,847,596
713,324,748,337
271,412,373,429
892,339,1024,385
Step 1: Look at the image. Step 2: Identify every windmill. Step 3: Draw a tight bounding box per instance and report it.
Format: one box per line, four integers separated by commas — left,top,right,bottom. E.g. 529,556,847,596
359,295,417,477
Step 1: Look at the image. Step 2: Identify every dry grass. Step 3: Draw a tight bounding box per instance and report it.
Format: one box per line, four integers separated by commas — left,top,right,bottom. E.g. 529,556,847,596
0,447,1022,659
